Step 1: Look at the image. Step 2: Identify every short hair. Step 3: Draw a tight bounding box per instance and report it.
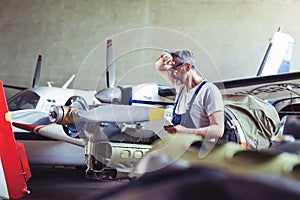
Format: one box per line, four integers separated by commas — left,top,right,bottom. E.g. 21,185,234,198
168,49,196,69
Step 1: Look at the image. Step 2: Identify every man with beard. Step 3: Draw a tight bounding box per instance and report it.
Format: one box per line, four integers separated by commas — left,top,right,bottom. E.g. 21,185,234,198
155,49,224,139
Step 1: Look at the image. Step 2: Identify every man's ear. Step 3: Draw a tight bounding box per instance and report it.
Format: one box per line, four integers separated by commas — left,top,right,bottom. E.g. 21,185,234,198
184,63,191,72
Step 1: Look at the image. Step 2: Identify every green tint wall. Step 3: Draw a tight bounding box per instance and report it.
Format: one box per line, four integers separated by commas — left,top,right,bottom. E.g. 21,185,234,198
1,0,299,94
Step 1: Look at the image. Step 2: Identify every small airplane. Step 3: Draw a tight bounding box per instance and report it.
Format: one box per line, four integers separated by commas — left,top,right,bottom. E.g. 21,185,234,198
3,28,297,181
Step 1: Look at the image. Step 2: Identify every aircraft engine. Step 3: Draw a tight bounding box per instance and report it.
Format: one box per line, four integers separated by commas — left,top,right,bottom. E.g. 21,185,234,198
49,96,89,138
48,96,165,180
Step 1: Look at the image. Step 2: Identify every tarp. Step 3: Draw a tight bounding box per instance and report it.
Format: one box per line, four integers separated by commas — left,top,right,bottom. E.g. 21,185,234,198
223,94,281,150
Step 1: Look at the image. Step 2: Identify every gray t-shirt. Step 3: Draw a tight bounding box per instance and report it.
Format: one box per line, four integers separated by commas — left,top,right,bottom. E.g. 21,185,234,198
175,82,224,128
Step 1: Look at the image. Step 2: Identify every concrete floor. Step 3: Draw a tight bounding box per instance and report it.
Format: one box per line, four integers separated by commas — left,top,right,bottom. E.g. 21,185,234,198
21,163,300,200
22,165,127,200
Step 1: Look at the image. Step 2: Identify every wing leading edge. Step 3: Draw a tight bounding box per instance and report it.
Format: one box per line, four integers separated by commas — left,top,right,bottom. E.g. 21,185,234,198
215,71,300,100
158,71,300,101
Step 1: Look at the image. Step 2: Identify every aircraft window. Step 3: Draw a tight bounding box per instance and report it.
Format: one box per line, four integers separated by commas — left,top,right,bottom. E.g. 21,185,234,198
7,90,40,111
47,99,56,103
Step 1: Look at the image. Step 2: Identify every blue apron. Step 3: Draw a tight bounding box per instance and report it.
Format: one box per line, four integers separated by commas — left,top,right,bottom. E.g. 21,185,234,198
171,81,207,127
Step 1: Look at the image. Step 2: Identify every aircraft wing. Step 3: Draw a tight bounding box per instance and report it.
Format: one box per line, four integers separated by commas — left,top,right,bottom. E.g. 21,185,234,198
214,71,300,101
158,71,300,101
12,122,85,147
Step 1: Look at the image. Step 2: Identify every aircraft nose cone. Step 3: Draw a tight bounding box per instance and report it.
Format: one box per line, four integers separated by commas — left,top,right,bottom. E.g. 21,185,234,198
49,110,57,119
95,87,122,104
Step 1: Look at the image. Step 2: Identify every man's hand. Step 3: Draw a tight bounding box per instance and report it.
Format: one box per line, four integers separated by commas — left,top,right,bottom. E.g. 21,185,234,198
161,52,174,66
154,52,176,86
156,52,175,70
164,124,187,134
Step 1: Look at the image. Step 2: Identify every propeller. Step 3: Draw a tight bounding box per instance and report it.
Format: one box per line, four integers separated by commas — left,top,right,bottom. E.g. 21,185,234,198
94,39,119,104
106,39,115,88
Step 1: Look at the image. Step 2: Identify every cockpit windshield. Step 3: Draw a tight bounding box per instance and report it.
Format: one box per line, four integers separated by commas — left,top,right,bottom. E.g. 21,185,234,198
7,90,40,111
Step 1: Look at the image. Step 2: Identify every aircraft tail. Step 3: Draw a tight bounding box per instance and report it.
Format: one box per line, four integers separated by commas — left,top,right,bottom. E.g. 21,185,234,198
0,81,31,200
4,54,43,91
32,54,42,88
257,28,294,76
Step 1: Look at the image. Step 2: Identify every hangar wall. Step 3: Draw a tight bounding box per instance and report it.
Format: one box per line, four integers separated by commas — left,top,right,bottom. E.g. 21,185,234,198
0,0,300,93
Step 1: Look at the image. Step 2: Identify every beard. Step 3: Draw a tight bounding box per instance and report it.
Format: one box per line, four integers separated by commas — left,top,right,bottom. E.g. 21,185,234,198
174,73,187,87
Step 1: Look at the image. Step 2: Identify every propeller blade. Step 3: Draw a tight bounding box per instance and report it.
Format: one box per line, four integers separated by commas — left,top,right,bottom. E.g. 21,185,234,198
78,105,165,123
5,109,51,125
106,39,115,88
